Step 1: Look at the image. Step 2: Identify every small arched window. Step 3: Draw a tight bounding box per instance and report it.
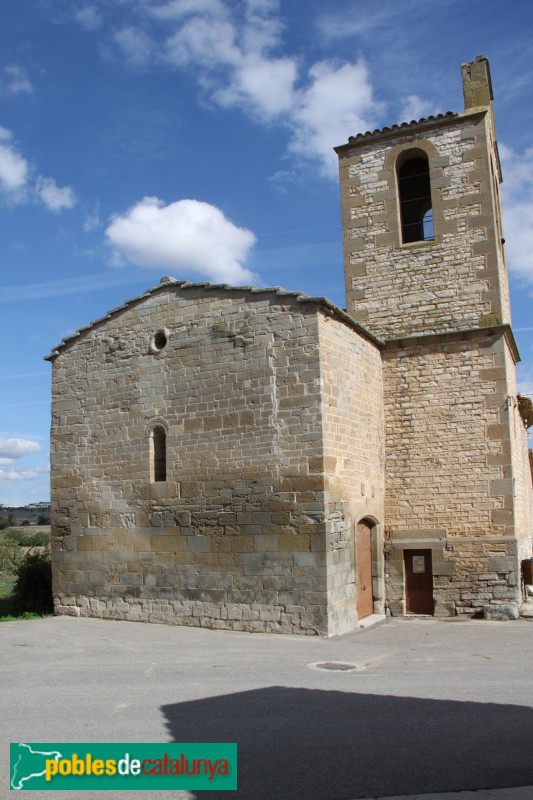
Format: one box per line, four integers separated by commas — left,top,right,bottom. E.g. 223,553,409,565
150,425,167,482
397,153,434,244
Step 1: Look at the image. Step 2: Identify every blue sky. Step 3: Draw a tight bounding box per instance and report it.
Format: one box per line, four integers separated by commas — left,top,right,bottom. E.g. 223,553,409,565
1,0,532,505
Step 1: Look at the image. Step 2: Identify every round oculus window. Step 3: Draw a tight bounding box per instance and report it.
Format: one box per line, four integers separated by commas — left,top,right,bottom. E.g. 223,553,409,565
150,329,168,353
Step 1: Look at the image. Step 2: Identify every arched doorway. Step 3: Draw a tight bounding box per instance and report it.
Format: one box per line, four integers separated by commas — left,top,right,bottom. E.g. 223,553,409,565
356,520,374,619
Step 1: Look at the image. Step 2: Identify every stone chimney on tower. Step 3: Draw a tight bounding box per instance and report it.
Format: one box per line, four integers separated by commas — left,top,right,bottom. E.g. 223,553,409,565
461,55,494,111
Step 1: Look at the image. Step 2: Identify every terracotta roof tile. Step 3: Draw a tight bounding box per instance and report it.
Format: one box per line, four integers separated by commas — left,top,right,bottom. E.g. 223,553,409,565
336,112,458,149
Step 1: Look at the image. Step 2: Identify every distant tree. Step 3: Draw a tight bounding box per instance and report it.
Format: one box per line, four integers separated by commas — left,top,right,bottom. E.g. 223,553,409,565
21,520,30,527
37,515,50,525
0,516,8,531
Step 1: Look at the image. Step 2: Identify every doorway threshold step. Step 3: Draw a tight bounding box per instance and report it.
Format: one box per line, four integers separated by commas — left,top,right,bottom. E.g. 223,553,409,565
358,613,387,630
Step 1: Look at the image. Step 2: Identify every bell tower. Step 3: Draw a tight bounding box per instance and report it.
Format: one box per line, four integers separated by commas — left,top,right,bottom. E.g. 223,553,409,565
334,58,533,619
335,55,511,341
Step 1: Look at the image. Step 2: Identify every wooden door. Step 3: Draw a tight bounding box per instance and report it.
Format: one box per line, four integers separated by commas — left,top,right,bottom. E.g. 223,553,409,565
356,522,374,619
404,549,434,615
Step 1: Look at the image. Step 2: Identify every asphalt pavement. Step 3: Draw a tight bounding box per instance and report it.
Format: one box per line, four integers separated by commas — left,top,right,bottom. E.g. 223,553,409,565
2,614,533,799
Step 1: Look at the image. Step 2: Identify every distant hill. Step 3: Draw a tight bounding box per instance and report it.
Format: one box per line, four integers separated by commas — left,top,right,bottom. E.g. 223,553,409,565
0,504,51,526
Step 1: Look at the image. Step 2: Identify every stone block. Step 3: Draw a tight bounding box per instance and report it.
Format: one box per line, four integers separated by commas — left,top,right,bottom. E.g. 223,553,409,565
489,479,513,497
487,556,517,572
433,601,455,617
76,536,93,551
483,603,519,621
490,510,514,527
183,417,202,432
253,534,278,552
492,585,519,600
203,416,222,431
391,529,446,540
238,553,265,566
294,552,316,567
148,482,179,500
432,559,455,576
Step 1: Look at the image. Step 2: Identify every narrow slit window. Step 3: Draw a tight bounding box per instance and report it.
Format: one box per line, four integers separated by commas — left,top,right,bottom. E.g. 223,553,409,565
398,155,434,243
151,426,167,482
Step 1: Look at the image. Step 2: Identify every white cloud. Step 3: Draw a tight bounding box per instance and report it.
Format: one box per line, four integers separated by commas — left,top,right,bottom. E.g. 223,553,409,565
151,0,229,21
161,1,297,120
0,437,46,487
2,65,33,95
105,196,258,284
104,0,379,175
35,176,77,212
0,465,49,483
114,26,155,67
215,52,297,118
0,129,29,196
83,200,101,232
268,169,298,193
399,94,437,123
0,437,41,460
74,6,102,31
0,126,11,140
0,126,76,212
316,7,389,41
289,60,377,176
499,143,533,284
164,17,239,70
164,2,376,170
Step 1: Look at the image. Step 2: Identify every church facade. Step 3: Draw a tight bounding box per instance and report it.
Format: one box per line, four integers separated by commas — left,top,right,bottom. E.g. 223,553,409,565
47,57,533,635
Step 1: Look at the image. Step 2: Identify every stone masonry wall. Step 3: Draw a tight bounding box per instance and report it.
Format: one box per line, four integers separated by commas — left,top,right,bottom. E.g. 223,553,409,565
317,315,384,633
51,286,335,634
504,340,533,561
338,113,511,340
382,329,522,616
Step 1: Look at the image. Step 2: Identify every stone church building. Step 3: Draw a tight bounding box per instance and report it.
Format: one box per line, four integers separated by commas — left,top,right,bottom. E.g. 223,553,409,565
47,57,533,635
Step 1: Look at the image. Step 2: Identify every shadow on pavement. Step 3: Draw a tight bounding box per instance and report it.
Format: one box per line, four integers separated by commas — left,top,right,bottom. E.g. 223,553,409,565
162,686,533,800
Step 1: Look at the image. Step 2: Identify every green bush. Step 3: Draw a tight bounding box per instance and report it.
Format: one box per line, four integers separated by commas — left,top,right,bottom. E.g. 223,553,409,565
0,539,20,573
11,552,53,615
4,528,25,545
26,531,51,547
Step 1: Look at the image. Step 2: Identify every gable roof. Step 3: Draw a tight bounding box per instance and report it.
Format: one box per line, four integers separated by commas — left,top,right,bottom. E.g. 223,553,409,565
44,276,383,361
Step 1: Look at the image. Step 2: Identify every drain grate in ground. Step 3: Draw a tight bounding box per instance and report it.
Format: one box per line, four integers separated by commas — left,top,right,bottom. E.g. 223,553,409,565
307,661,364,673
